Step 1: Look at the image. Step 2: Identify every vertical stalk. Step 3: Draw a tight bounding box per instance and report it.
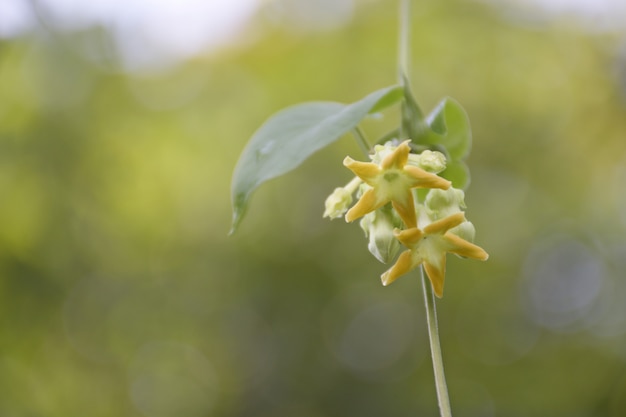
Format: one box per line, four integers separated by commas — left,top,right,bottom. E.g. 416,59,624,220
399,2,453,415
421,267,452,417
398,0,410,85
398,0,424,142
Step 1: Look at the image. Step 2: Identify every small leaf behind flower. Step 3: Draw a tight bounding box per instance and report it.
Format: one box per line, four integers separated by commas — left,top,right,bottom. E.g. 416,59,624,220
425,97,472,161
399,75,427,140
230,85,403,234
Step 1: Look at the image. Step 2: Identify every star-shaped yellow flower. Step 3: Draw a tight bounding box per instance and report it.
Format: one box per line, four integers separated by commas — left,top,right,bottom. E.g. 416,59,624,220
343,141,451,228
381,212,489,298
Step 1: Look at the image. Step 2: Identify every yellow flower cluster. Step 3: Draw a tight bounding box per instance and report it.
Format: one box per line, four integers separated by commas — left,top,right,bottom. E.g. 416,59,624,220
324,140,488,298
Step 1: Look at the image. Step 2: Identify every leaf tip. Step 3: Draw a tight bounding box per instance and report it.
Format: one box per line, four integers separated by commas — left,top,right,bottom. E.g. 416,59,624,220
228,212,240,236
229,192,248,236
230,206,248,236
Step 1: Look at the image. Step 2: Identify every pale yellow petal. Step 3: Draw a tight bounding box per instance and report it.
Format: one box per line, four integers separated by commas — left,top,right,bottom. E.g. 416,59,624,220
423,254,447,298
343,157,380,184
381,250,416,286
403,165,451,190
345,188,386,222
391,190,417,228
394,227,423,247
445,233,489,261
380,140,410,170
423,212,466,235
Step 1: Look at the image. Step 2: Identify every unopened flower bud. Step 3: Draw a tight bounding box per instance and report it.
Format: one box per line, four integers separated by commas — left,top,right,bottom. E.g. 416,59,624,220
450,220,476,243
408,150,447,173
370,142,398,165
425,187,466,218
360,206,402,264
323,177,362,220
323,187,353,219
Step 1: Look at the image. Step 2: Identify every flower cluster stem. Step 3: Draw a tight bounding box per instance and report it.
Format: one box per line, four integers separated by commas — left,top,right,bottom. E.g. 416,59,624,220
421,266,452,417
352,127,372,155
398,1,454,412
398,0,410,84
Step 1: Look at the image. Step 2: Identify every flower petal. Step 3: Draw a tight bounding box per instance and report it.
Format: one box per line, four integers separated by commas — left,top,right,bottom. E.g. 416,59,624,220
423,212,466,235
445,233,489,261
423,254,447,298
380,140,410,170
391,190,417,228
394,227,424,247
404,165,451,190
343,157,380,183
345,188,385,223
381,250,416,286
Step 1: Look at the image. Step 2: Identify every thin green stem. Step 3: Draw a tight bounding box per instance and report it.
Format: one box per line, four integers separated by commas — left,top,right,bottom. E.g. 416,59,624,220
398,0,424,140
398,0,410,86
352,127,372,156
421,266,452,417
400,3,452,415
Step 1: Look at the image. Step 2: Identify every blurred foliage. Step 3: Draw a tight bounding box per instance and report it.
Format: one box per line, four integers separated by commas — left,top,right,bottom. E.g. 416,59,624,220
1,0,626,416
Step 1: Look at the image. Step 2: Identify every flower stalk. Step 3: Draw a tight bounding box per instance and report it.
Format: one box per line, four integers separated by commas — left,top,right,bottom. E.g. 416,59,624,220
421,266,452,417
399,1,452,416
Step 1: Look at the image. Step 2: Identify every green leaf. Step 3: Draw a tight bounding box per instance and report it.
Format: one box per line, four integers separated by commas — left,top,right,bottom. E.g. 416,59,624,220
399,75,427,141
425,97,472,161
230,85,402,234
369,86,404,114
440,160,470,190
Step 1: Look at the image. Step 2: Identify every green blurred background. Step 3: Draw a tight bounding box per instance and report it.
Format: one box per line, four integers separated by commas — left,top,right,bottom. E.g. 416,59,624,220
2,0,626,416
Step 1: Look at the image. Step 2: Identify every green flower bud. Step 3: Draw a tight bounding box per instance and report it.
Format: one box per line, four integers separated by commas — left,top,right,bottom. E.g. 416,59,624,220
450,220,476,243
425,187,466,219
323,177,362,220
360,205,402,264
370,142,398,165
323,187,353,219
408,150,447,173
